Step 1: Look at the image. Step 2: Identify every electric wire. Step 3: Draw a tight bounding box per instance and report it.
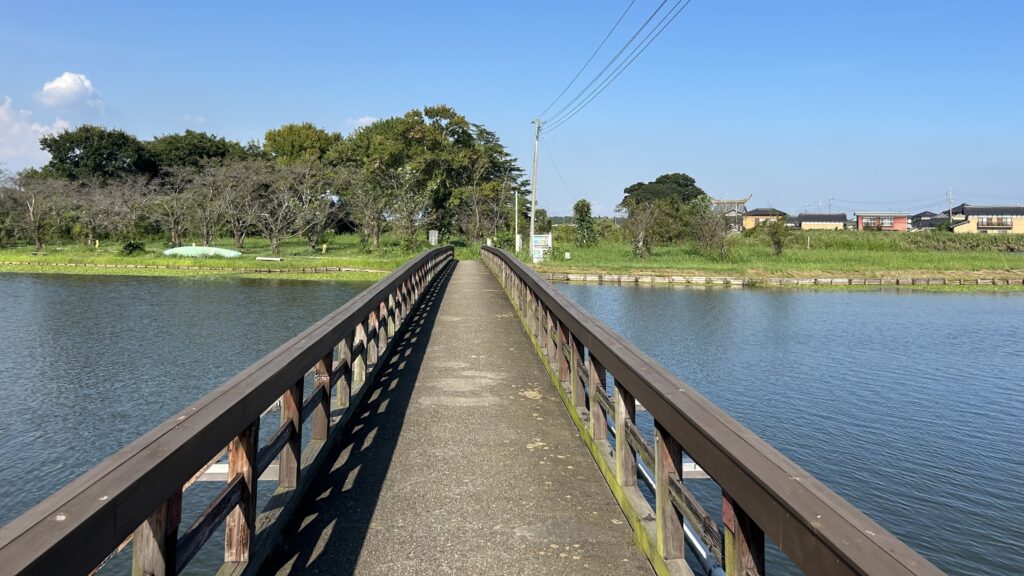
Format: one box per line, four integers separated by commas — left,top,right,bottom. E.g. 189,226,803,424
537,0,637,119
546,0,694,133
542,0,671,126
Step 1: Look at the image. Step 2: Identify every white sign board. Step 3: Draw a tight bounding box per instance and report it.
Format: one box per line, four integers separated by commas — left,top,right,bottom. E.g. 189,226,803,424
428,230,439,246
531,233,552,263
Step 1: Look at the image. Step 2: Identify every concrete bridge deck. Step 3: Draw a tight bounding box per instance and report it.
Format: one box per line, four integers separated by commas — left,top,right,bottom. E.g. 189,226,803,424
260,260,654,575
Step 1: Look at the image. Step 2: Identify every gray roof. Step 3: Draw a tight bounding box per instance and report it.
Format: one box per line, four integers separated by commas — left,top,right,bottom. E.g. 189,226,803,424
745,208,787,217
798,213,847,223
951,203,1024,216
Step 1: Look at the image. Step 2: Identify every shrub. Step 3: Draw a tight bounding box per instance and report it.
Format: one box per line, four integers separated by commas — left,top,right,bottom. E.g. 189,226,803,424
121,240,147,256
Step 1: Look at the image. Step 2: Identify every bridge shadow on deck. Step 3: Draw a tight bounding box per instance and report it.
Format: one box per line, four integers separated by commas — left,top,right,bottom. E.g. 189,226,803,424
260,261,455,576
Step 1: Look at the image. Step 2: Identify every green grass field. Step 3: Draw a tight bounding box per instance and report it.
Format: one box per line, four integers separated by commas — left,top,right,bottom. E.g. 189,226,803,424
0,234,418,277
530,230,1024,279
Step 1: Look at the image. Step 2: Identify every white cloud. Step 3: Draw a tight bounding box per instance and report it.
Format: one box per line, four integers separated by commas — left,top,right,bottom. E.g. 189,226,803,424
36,72,103,109
345,116,378,128
0,96,69,170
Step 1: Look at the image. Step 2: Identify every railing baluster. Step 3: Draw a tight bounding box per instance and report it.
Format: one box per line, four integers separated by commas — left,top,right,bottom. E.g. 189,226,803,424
614,380,637,487
313,351,332,440
378,301,389,353
570,335,585,411
354,322,368,391
722,493,766,576
131,489,180,576
224,420,258,563
588,354,608,441
388,293,397,337
279,379,302,489
335,333,353,410
556,321,569,387
367,311,379,367
655,423,685,563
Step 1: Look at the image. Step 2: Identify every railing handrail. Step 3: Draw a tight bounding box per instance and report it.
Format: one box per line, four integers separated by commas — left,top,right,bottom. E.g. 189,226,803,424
0,246,453,575
482,246,943,576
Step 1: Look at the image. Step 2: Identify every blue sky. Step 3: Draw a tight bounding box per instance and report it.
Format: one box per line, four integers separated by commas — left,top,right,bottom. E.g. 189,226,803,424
1,1,1021,215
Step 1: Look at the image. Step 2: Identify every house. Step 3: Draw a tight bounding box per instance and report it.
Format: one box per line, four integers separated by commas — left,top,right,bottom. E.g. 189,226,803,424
854,212,909,231
711,195,751,217
742,208,787,230
712,195,751,232
797,213,847,231
910,211,949,231
949,204,1024,234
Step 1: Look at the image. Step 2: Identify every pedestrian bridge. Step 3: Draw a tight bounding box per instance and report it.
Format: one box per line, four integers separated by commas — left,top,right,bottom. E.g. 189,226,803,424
0,247,943,575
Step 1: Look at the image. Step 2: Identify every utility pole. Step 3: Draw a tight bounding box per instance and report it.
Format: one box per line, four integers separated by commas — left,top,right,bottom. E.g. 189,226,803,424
828,195,833,213
947,186,953,219
529,119,543,252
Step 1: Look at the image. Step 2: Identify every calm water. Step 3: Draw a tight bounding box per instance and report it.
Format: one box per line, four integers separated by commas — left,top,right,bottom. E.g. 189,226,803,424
557,283,1024,575
0,273,371,573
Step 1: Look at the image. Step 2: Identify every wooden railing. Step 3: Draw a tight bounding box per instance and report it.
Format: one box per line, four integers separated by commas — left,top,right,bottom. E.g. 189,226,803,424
482,247,944,576
0,247,453,576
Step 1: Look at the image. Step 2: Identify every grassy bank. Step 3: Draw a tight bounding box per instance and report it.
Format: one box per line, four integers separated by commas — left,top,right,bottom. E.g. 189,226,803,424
0,233,483,281
531,230,1024,280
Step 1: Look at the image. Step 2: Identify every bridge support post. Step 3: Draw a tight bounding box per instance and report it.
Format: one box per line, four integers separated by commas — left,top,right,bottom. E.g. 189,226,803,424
131,489,180,576
722,493,765,576
279,379,302,489
224,421,258,563
655,424,685,563
614,380,637,487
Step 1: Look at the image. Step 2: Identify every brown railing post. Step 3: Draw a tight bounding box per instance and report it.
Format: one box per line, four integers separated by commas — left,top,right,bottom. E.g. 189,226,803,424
655,423,685,562
588,354,607,441
614,380,637,487
313,351,332,441
556,321,569,387
570,335,585,411
378,301,389,353
224,420,258,563
353,322,368,391
279,379,302,489
722,493,765,576
131,489,181,576
367,311,379,367
335,333,353,410
387,293,397,337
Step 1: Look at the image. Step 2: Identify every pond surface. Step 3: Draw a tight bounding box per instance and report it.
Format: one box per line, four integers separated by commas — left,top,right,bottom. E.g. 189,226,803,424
557,283,1024,575
0,273,372,573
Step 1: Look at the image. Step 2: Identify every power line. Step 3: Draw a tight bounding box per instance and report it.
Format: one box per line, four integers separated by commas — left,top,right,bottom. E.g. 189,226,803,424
542,139,579,204
543,0,671,125
546,0,694,133
537,0,637,119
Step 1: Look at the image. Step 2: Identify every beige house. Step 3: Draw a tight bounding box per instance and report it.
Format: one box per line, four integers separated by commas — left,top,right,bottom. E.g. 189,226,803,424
950,204,1024,234
742,208,787,230
797,213,847,230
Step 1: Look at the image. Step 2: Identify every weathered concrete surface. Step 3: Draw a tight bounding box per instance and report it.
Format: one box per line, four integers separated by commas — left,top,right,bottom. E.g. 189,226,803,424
261,260,653,575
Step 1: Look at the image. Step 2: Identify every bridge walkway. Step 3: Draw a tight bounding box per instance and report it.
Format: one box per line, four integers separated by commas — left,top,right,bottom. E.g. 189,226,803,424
260,260,654,575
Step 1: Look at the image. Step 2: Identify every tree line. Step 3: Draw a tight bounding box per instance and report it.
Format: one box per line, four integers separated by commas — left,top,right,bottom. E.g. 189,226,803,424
0,105,530,254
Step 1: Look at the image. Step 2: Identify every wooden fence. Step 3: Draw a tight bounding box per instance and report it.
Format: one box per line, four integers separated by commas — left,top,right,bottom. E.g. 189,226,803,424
482,246,944,576
0,247,453,576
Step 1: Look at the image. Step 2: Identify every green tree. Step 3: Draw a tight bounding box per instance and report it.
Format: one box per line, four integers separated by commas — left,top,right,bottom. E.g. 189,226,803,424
147,130,245,169
40,125,157,181
572,199,596,247
621,172,706,206
264,123,340,163
765,218,789,255
534,208,551,234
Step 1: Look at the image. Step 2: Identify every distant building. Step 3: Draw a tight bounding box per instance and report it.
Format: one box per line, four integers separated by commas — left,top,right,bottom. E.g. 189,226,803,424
797,213,847,231
742,208,787,230
712,195,751,232
910,211,949,231
855,212,909,231
949,204,1024,234
711,195,751,217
